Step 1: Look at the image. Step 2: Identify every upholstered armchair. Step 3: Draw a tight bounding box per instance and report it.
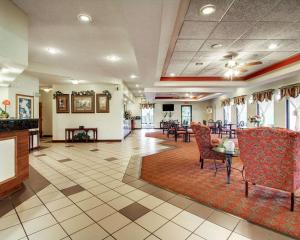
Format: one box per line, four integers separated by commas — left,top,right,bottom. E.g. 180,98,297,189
237,127,300,211
191,124,225,169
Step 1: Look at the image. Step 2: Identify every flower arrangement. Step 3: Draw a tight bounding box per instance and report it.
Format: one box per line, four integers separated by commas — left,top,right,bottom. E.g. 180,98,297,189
102,90,112,100
248,115,262,126
0,99,11,119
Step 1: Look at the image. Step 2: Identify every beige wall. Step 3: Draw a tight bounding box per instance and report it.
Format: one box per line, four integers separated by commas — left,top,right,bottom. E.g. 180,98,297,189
212,75,300,128
52,83,124,141
39,91,53,136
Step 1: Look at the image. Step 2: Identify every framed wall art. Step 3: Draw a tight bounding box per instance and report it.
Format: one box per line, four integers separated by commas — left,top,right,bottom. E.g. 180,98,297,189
56,94,70,113
16,94,34,119
96,94,109,113
71,95,95,113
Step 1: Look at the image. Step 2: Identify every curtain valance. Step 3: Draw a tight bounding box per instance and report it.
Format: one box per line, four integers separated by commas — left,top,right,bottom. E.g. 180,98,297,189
252,89,274,102
140,103,155,109
280,84,300,99
233,95,246,105
221,98,231,107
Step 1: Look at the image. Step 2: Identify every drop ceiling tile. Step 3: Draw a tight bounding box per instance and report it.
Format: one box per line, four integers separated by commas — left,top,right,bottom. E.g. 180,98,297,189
174,40,205,52
185,0,234,21
193,51,226,61
235,52,271,62
182,61,209,75
262,52,297,61
171,51,196,61
263,0,300,22
242,22,300,40
228,40,268,51
179,21,217,39
199,39,234,51
223,0,281,21
209,22,254,40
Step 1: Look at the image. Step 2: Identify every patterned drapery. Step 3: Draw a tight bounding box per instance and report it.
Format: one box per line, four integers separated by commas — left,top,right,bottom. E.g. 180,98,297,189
221,98,231,107
233,95,246,105
252,89,274,102
140,103,155,109
280,84,300,99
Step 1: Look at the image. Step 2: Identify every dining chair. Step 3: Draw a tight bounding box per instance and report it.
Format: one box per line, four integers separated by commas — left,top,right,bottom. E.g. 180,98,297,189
237,127,300,211
191,123,225,169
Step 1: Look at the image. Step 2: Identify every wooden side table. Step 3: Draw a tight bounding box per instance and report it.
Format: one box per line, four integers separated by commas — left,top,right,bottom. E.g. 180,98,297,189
65,128,98,143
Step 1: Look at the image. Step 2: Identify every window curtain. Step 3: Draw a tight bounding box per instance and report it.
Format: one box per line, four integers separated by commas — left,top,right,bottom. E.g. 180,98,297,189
280,84,300,131
221,98,231,107
140,103,155,109
233,95,246,105
236,104,246,124
253,89,274,102
258,101,271,126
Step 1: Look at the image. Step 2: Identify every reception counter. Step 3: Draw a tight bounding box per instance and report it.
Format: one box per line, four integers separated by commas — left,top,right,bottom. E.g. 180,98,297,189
0,119,39,198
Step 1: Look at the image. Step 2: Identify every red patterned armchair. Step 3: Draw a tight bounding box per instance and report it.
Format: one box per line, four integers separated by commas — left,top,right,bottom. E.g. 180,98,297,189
237,127,300,211
191,124,225,169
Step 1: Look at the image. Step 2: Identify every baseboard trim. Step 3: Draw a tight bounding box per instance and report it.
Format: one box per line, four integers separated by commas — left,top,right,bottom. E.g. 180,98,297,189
42,135,52,137
52,139,122,143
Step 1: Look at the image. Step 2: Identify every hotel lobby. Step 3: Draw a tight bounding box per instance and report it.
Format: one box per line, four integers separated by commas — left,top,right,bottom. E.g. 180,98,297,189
1,0,300,239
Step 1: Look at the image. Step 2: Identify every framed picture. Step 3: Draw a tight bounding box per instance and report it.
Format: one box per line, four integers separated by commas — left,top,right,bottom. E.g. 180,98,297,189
96,94,109,113
16,94,34,119
71,95,95,113
56,94,69,113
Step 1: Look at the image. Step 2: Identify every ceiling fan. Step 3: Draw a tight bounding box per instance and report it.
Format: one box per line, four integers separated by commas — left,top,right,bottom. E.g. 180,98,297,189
223,52,262,79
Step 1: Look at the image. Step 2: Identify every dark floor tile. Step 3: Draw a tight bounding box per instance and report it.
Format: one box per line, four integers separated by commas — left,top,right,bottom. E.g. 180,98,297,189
122,175,137,183
0,198,14,217
105,157,118,161
34,154,46,157
61,185,85,196
90,149,99,152
185,202,214,219
65,145,74,147
58,158,72,163
167,195,194,209
152,189,176,201
127,180,147,188
119,202,150,221
139,184,161,194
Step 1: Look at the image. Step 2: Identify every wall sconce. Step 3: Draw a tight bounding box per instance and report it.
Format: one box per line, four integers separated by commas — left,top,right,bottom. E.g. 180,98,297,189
248,95,254,104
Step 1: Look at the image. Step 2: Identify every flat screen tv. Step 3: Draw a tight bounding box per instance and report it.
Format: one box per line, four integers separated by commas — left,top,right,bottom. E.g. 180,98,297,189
162,104,174,111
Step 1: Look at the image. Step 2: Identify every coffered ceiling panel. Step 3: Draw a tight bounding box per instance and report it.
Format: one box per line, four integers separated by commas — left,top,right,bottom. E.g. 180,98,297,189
209,22,253,40
163,0,300,78
185,0,234,21
179,21,217,39
263,0,300,22
222,0,281,21
174,39,204,52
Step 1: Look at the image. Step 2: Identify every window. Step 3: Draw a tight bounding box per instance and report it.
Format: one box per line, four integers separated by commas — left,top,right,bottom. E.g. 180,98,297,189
287,96,300,131
236,104,247,126
257,99,274,126
223,105,231,124
181,105,192,125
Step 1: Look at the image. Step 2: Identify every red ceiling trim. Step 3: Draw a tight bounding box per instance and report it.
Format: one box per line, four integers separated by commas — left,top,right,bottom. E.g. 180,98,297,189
160,53,300,82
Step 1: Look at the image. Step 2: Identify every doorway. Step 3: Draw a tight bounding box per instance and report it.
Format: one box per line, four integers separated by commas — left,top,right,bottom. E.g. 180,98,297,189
181,105,192,125
141,108,154,128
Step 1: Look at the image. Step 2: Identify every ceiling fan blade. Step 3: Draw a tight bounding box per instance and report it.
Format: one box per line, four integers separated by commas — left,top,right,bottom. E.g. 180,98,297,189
238,68,248,72
223,52,238,59
244,61,263,66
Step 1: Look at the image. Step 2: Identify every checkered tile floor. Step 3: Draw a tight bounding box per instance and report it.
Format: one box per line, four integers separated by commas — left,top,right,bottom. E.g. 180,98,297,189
0,130,295,240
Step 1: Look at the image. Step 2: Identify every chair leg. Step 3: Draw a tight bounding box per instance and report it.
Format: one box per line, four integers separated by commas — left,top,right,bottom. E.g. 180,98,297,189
291,192,295,211
213,159,217,176
200,157,204,169
245,181,248,197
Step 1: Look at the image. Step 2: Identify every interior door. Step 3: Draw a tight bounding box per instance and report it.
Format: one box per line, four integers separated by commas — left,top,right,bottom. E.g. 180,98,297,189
39,102,42,137
181,105,192,125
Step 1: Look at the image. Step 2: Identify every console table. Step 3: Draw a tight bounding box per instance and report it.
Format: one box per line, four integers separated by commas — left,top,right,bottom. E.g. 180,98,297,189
65,128,98,143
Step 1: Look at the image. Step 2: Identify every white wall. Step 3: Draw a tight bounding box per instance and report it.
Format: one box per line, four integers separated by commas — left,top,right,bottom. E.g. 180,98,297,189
153,101,213,128
39,90,53,136
0,73,39,118
52,83,124,141
212,76,300,128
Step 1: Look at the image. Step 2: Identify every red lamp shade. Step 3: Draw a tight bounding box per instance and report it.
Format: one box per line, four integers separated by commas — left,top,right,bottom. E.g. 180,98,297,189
2,99,11,106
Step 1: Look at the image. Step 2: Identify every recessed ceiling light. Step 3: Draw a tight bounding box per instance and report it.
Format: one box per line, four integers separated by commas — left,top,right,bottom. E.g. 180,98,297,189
185,93,189,97
130,74,137,79
43,88,53,92
200,4,216,15
72,80,79,85
77,13,92,23
105,55,121,62
170,73,176,77
268,43,278,50
210,43,223,49
46,47,60,55
135,84,139,88
138,90,142,93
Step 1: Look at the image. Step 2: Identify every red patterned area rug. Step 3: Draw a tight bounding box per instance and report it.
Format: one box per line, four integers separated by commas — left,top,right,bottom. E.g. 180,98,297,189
141,131,300,239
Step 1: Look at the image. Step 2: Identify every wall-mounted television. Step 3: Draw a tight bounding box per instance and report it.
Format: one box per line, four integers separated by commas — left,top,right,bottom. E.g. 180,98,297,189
162,104,174,111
